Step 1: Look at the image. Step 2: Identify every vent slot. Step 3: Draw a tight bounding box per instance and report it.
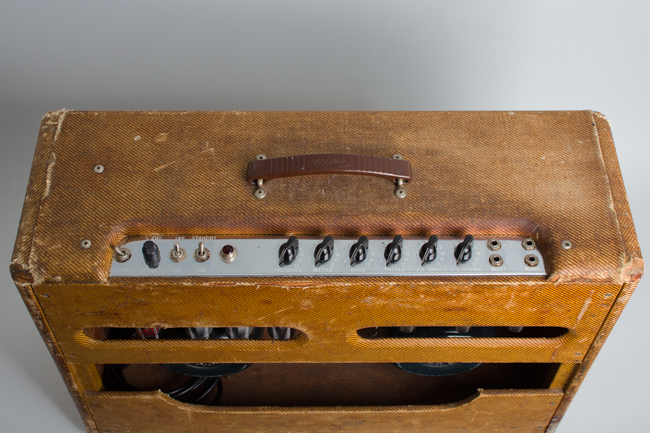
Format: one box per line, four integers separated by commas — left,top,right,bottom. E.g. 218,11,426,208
356,326,569,339
83,327,302,341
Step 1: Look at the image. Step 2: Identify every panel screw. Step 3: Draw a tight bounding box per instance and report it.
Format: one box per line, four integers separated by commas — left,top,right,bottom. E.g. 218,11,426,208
392,154,403,160
394,188,406,199
562,240,573,250
254,188,266,199
255,155,267,160
81,240,92,249
42,294,50,298
93,165,104,173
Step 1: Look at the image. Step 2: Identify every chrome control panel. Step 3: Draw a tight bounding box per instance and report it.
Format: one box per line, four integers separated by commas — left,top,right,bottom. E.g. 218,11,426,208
109,236,546,277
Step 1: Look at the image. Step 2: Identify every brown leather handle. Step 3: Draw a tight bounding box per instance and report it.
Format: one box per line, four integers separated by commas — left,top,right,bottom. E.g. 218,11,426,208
247,154,412,183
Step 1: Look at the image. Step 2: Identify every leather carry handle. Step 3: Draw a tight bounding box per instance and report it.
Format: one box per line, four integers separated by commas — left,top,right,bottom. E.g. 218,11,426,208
246,154,412,184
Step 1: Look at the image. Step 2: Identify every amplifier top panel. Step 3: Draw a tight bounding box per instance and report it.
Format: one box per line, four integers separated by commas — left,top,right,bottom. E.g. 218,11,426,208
11,110,643,285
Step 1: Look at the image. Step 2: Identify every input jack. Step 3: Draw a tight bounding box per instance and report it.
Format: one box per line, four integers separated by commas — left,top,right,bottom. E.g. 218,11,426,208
524,254,540,267
487,239,501,251
522,238,536,251
489,254,504,267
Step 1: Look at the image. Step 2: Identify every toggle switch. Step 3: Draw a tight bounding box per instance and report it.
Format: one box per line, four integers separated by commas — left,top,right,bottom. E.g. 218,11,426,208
169,242,186,263
279,236,299,266
419,235,439,266
142,241,161,269
193,241,211,263
349,235,369,266
454,235,474,265
314,236,334,266
384,235,403,266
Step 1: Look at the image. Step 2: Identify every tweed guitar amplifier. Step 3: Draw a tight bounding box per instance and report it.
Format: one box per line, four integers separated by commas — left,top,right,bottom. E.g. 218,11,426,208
10,110,643,432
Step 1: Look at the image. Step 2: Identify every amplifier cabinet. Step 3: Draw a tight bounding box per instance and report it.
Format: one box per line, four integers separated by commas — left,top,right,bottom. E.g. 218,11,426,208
10,110,643,432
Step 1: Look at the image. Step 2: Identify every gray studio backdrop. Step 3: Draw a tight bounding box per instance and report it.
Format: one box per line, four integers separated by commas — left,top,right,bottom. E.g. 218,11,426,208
1,1,648,432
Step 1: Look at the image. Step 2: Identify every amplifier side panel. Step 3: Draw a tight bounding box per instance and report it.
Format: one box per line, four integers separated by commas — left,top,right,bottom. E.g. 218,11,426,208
10,110,66,283
9,110,98,433
546,112,644,432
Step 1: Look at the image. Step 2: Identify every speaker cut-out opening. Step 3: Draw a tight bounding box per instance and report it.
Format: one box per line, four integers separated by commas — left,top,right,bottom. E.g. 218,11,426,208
100,362,561,407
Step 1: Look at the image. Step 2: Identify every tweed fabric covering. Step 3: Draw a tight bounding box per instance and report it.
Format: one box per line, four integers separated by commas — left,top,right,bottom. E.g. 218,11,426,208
10,111,643,432
11,110,640,285
84,389,563,433
35,281,618,365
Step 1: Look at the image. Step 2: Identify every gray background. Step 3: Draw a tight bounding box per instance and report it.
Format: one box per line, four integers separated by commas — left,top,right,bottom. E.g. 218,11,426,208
1,1,648,431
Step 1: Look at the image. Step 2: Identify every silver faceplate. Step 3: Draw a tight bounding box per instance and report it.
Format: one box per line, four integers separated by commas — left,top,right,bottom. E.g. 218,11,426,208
109,236,546,278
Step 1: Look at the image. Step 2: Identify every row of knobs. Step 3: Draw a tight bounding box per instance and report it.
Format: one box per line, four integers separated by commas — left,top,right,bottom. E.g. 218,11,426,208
279,235,475,267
